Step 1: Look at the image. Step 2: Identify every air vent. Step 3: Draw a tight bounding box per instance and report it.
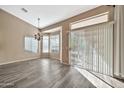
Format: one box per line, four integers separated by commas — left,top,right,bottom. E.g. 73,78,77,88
21,8,28,13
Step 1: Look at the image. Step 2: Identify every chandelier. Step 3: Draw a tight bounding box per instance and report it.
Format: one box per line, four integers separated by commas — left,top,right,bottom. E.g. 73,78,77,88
34,18,43,41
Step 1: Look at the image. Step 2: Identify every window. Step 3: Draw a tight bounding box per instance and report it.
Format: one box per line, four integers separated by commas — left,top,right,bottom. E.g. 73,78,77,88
70,12,109,30
24,37,38,53
31,38,38,53
43,35,49,53
50,35,59,53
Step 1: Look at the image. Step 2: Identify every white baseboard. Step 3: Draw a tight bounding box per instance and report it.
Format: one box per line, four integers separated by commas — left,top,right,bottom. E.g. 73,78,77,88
121,74,124,78
49,57,60,60
0,57,40,66
43,57,70,66
114,74,124,80
62,62,70,66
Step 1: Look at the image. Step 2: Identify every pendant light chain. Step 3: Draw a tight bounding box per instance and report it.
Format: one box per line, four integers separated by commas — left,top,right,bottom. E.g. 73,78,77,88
34,18,43,41
38,18,40,29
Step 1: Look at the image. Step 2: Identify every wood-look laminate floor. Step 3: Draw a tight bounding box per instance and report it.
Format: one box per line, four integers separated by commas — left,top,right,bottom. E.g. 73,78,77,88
0,59,95,88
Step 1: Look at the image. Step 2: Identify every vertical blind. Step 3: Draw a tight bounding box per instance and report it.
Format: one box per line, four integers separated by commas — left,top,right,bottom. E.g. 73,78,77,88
69,22,113,76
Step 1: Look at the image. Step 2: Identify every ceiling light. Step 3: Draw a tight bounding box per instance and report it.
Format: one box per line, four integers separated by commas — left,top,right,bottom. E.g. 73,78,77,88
34,18,43,41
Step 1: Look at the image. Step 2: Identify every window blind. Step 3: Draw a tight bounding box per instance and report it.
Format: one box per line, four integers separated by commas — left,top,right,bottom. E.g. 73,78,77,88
69,22,113,76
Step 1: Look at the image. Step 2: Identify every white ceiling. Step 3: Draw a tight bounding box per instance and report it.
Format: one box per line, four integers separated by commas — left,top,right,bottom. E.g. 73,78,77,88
0,5,99,28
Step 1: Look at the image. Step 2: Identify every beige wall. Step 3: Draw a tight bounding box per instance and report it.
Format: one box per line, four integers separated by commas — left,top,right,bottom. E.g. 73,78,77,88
114,5,124,79
41,5,114,64
0,9,41,65
0,28,5,62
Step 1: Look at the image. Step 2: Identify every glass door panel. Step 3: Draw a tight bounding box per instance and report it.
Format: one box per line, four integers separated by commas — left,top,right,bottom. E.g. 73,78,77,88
69,23,113,76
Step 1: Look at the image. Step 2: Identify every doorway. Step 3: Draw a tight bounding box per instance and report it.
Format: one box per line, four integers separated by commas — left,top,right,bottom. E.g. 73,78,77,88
41,27,62,61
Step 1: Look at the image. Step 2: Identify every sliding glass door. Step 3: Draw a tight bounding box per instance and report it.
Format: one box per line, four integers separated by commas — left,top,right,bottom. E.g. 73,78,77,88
69,22,113,76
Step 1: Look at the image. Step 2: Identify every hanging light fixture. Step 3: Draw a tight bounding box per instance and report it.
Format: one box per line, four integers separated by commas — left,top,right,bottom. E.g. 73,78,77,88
34,18,43,41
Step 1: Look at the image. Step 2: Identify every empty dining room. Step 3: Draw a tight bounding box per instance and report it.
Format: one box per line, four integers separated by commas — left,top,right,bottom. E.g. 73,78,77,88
0,4,124,88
